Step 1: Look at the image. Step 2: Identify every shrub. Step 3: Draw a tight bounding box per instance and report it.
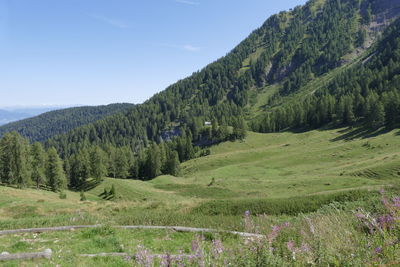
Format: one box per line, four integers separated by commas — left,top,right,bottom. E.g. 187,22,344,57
59,191,67,199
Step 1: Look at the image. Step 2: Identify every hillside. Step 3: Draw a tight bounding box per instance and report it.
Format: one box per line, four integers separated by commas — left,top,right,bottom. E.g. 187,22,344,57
0,128,399,265
0,103,134,143
1,0,400,265
39,0,400,157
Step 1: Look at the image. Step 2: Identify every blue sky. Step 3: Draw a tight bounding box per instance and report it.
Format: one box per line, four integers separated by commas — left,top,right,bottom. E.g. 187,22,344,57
0,0,307,107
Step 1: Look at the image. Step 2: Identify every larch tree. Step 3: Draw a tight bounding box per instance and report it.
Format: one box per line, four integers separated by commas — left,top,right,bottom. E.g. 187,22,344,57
46,147,67,192
31,142,46,189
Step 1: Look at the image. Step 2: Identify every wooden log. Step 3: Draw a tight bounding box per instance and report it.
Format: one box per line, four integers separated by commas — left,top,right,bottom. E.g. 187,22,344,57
79,252,129,257
0,225,100,236
79,252,194,259
0,225,264,238
0,249,52,261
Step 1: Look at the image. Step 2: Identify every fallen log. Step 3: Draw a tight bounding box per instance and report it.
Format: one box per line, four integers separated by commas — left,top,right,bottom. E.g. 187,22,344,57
0,249,52,261
0,225,100,236
0,225,264,238
79,252,194,259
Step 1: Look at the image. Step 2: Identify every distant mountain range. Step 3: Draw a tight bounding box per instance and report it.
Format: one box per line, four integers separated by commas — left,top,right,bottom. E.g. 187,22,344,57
0,107,63,126
0,104,134,142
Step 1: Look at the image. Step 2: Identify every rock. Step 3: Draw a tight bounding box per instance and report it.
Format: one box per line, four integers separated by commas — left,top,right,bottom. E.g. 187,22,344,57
0,252,9,255
43,249,52,259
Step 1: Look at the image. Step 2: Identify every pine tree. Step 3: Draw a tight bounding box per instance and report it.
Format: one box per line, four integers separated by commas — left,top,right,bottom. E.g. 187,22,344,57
164,150,180,176
46,147,67,192
0,132,31,187
31,142,46,189
370,101,386,129
114,148,129,178
89,146,107,181
144,144,161,179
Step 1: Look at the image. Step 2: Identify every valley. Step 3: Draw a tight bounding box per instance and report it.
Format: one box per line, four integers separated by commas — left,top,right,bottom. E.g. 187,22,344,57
0,0,400,265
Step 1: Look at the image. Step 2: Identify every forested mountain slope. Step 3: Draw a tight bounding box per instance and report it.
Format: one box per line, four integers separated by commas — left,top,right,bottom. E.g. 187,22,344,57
0,103,134,143
15,0,394,157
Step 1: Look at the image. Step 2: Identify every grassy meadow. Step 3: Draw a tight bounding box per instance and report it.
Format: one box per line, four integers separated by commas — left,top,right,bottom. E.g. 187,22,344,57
0,127,399,266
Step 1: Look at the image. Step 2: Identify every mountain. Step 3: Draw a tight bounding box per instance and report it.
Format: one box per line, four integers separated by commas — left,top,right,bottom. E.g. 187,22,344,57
0,103,134,143
40,0,400,157
0,106,78,126
0,109,31,126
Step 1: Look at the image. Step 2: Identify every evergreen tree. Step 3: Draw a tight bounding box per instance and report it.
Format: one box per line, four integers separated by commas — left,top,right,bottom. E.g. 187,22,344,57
89,146,107,181
31,142,46,189
0,132,31,187
144,144,161,179
46,147,67,192
164,150,180,176
114,148,129,178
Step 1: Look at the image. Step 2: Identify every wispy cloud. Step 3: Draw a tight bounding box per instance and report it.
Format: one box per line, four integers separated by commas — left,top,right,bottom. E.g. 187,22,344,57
175,0,200,6
182,44,201,52
89,14,130,29
159,43,202,52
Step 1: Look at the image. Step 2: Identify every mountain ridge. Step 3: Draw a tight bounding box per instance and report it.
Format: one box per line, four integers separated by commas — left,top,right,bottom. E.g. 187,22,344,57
0,103,134,143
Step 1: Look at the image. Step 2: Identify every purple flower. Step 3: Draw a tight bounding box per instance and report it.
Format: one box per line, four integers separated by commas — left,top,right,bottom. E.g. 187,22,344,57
212,239,224,258
378,215,395,230
135,245,153,267
287,240,295,252
392,197,400,209
160,254,172,267
191,239,199,252
300,242,311,253
374,247,382,254
244,210,250,217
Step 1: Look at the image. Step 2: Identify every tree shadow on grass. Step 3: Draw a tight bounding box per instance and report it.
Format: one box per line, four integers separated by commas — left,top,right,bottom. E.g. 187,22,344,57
73,179,102,192
330,126,393,142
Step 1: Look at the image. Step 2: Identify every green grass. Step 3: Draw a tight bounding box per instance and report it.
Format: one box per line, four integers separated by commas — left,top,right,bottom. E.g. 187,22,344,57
0,127,399,265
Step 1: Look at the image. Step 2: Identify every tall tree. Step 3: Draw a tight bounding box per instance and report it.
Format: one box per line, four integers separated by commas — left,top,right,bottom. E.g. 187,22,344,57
0,132,31,187
164,150,180,176
89,146,107,181
144,144,161,179
31,142,46,189
46,147,67,192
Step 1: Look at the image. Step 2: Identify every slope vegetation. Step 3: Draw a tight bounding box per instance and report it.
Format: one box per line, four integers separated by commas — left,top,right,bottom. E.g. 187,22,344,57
0,103,134,142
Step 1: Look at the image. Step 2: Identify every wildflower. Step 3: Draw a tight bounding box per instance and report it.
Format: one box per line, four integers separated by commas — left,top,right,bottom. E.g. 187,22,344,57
300,242,311,253
377,215,395,230
287,240,295,252
244,210,250,217
374,247,382,254
160,254,172,267
307,220,315,235
175,250,186,267
268,225,282,243
355,212,366,219
191,239,199,252
268,222,289,244
392,196,400,209
244,210,254,232
135,245,153,267
212,239,224,255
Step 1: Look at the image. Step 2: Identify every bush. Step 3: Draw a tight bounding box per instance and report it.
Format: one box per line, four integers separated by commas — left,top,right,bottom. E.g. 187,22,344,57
59,191,67,199
80,191,87,201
